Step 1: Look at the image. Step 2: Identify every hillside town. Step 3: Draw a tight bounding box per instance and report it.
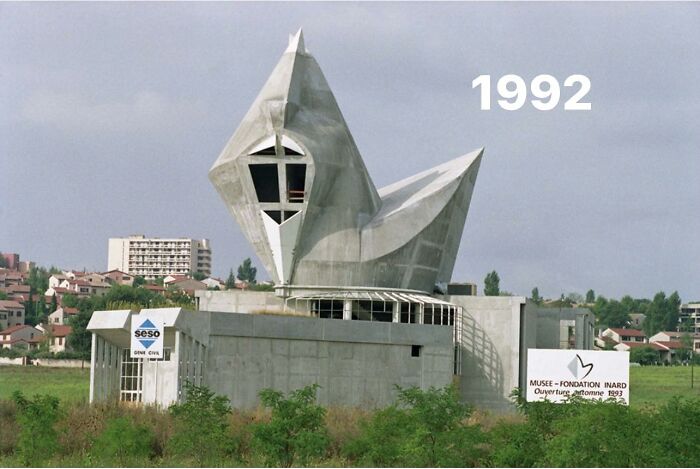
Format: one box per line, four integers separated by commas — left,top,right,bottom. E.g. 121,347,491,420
1,248,698,367
0,248,271,360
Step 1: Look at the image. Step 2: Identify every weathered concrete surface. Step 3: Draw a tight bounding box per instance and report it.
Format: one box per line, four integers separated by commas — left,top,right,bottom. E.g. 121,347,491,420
442,295,534,412
205,312,454,408
209,30,483,293
88,308,454,409
534,307,595,350
196,290,287,315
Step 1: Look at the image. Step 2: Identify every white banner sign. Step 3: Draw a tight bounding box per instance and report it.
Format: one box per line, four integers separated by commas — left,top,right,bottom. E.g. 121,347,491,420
527,349,629,405
130,314,164,359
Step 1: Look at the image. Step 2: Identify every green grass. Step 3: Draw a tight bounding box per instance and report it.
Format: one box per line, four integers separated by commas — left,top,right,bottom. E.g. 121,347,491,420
1,364,699,409
629,365,700,408
0,365,90,403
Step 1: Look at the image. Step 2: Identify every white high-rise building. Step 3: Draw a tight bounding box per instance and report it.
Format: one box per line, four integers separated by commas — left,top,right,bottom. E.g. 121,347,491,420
107,235,211,279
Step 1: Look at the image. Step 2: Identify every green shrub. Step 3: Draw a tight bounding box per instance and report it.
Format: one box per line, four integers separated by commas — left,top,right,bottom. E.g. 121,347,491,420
252,383,329,467
342,405,412,466
489,420,544,467
166,382,236,466
0,400,18,456
344,385,486,467
12,391,62,466
647,397,700,467
90,416,154,466
541,399,652,467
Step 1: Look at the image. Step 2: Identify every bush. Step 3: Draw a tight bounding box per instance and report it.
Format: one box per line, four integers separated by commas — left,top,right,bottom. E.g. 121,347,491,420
90,416,155,466
647,397,700,467
540,398,652,467
166,382,236,466
12,391,62,466
344,385,486,467
252,383,329,467
489,420,545,467
0,400,18,456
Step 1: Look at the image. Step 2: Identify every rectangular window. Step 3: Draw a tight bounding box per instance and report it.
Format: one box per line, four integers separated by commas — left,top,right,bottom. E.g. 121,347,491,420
411,345,422,357
313,300,344,320
249,164,280,203
286,164,306,202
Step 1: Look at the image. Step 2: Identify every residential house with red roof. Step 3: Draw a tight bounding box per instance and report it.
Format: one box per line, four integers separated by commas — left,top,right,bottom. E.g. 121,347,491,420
48,306,80,325
0,324,41,350
0,300,25,329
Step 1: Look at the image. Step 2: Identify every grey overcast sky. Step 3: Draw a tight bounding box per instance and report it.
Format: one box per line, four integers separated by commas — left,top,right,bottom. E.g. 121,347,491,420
1,2,698,300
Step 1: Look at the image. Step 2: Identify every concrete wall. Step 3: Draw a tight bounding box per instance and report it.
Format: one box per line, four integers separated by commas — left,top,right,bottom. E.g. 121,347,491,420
33,358,89,368
442,295,532,412
534,307,595,350
204,312,454,408
196,290,287,315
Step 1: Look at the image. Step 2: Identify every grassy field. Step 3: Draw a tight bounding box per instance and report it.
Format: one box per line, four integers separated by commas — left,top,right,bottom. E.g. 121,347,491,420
0,365,90,403
629,365,700,407
1,364,699,408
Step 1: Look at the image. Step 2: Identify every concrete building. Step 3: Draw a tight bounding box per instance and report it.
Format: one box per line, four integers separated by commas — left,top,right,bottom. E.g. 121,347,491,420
1,253,20,270
88,30,594,412
209,29,482,294
107,235,211,279
680,303,700,334
88,308,453,407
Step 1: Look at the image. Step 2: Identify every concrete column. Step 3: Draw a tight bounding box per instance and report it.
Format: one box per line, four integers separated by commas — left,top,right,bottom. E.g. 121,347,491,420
89,333,97,402
392,302,400,323
343,299,352,320
418,304,425,324
174,330,182,400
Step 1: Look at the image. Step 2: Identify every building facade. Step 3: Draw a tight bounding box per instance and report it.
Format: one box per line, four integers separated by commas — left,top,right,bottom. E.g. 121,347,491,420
680,303,700,334
107,235,211,279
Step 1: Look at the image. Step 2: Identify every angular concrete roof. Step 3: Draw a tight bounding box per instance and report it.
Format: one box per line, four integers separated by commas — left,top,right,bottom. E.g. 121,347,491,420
210,30,484,293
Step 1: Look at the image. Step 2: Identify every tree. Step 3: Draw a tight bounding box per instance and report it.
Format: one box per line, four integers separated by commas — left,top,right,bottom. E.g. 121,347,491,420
225,269,236,290
531,287,542,305
49,293,58,314
0,291,7,301
595,298,630,328
678,333,693,362
167,383,235,466
237,258,257,284
132,275,146,287
67,311,92,358
566,292,584,304
630,346,659,365
0,255,7,268
61,293,78,308
191,271,206,281
253,384,329,467
585,289,595,304
643,292,681,336
484,271,500,296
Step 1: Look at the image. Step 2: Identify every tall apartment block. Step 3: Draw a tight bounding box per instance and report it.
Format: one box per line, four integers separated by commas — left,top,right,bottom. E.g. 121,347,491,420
680,303,700,334
107,235,211,279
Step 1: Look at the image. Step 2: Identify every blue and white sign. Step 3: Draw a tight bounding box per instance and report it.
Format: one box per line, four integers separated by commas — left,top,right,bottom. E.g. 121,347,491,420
130,314,164,358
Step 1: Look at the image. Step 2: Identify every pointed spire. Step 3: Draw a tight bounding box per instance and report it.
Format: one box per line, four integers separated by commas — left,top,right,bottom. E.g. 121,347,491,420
285,28,308,55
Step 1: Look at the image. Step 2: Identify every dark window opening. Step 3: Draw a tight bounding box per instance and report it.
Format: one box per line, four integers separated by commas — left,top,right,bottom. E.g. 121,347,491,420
400,303,416,324
283,211,299,221
264,210,282,224
283,145,303,156
251,146,276,156
249,164,280,202
352,300,392,322
286,164,306,203
312,300,344,319
411,345,422,357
